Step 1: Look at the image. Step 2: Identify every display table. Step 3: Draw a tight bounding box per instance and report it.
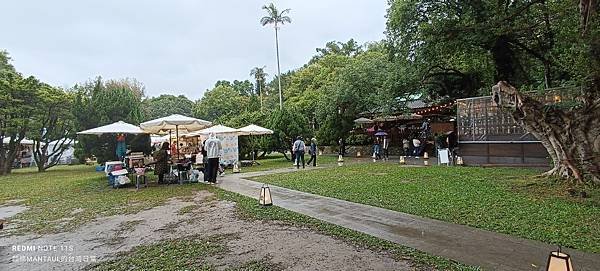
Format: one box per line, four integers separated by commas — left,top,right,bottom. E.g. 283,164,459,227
104,161,125,176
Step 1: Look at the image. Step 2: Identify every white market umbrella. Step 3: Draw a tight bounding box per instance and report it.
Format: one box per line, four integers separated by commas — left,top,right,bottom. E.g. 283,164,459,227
140,114,211,134
237,124,274,162
237,124,274,136
77,121,147,135
140,114,211,159
354,117,374,124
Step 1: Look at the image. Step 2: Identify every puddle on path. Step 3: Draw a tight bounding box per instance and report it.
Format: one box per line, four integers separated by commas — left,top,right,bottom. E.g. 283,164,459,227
0,205,28,220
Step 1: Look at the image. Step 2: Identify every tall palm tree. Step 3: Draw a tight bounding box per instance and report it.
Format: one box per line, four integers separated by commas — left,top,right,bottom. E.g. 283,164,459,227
250,66,268,112
260,3,291,110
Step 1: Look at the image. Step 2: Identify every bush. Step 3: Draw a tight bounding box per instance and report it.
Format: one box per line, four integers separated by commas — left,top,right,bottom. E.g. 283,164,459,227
346,134,372,146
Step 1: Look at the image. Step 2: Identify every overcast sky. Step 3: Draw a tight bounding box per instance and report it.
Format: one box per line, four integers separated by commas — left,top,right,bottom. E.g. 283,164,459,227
1,0,388,100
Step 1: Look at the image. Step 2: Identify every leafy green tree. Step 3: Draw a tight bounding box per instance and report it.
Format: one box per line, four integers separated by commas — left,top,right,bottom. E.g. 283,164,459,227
387,0,600,183
266,108,310,161
214,80,255,96
316,48,404,144
310,39,363,64
142,94,194,121
250,66,268,112
261,2,292,110
29,85,76,171
0,51,41,174
285,54,352,132
72,77,148,163
193,84,249,123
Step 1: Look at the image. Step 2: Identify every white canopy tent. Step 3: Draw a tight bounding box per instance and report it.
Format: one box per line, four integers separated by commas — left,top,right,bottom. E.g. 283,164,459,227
2,137,36,145
185,125,239,137
77,121,147,135
237,124,274,163
140,114,211,159
237,124,274,136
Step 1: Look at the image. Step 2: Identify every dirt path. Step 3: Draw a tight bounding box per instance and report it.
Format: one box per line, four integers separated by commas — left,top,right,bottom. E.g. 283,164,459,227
0,190,412,271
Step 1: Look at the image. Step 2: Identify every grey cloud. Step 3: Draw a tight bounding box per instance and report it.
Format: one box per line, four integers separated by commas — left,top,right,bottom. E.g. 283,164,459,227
0,0,387,100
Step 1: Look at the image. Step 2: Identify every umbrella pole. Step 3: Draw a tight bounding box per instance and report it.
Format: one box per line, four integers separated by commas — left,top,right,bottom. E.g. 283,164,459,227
169,129,172,156
176,125,180,161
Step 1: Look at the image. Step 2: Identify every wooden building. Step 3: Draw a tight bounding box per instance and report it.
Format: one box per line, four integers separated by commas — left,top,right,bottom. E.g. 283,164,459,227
456,96,550,166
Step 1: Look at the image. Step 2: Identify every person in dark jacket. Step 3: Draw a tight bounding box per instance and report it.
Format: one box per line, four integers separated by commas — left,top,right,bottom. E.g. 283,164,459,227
292,136,306,169
153,142,170,184
307,138,318,167
338,138,346,157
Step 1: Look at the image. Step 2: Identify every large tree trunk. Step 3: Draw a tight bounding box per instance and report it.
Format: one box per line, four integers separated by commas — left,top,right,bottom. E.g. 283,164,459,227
494,81,600,185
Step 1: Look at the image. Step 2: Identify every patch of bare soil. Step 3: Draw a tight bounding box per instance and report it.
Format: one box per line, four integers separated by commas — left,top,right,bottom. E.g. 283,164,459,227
0,190,412,271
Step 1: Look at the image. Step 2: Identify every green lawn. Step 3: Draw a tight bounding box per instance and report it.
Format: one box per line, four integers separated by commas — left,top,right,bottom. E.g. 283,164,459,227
1,164,477,270
0,165,206,234
241,153,347,172
254,163,600,253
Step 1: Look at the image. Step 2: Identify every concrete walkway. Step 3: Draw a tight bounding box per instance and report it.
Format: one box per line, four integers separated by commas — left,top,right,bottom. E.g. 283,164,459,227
217,167,600,271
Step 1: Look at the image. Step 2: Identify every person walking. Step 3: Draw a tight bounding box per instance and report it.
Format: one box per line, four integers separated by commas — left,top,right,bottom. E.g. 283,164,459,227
373,138,382,160
307,138,318,167
153,142,170,184
201,139,209,182
402,138,410,156
339,138,347,157
291,140,297,166
204,133,222,183
293,136,306,169
382,136,390,161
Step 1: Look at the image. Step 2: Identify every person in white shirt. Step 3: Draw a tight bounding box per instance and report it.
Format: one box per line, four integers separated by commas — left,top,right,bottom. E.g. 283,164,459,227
203,133,222,183
412,138,422,157
292,136,306,169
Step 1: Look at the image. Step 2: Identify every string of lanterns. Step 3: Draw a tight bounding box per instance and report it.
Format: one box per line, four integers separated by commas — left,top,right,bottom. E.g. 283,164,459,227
415,101,456,115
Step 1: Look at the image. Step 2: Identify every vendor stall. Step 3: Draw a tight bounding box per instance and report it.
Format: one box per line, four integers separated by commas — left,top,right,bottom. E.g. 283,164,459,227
185,125,240,166
77,121,149,188
140,114,211,160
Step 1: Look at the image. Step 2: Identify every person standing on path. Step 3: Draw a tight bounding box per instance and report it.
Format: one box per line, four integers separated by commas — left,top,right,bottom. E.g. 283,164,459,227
204,133,222,183
293,136,306,169
153,142,170,184
307,138,317,167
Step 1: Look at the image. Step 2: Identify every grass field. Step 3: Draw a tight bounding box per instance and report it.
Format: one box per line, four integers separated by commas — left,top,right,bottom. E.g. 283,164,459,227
241,153,347,172
1,164,476,270
254,163,600,253
1,165,205,234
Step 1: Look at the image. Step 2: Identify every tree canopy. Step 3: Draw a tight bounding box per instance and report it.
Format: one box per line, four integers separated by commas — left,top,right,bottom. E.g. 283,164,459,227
142,94,194,121
387,0,600,183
